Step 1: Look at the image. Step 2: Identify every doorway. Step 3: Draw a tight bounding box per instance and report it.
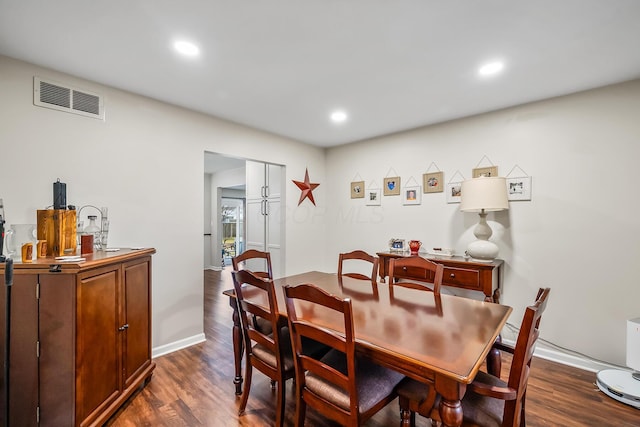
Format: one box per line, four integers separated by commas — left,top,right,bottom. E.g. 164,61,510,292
203,152,285,276
220,197,244,267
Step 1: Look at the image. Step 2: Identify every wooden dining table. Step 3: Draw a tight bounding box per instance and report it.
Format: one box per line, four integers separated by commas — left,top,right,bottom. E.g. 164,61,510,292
223,271,512,427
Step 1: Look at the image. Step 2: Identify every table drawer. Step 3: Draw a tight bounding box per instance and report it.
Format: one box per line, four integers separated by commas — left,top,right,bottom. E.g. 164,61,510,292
443,267,480,290
395,265,434,281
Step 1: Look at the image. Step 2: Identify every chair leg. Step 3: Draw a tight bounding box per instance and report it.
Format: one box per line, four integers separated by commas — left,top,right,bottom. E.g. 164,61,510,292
294,392,306,427
238,361,253,414
520,392,527,427
399,409,415,427
399,396,416,427
275,379,286,427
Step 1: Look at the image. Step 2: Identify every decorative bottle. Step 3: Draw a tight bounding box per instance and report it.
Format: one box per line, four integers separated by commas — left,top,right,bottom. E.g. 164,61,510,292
84,215,101,250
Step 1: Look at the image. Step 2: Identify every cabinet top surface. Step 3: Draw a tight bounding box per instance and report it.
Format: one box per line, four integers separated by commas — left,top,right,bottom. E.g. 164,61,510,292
376,251,503,267
0,248,156,272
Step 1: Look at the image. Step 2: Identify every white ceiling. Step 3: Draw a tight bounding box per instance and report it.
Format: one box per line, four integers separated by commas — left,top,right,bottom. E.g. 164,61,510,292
1,1,640,147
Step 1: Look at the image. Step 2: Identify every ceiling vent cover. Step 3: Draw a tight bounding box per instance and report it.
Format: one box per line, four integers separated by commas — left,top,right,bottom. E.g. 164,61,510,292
34,77,104,120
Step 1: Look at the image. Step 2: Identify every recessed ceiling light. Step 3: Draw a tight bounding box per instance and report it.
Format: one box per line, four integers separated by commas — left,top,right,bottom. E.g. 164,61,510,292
478,61,504,76
330,110,348,123
174,40,200,57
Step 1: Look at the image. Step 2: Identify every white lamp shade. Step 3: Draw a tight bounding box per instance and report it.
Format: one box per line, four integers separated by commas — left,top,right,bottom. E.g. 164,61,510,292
460,177,509,212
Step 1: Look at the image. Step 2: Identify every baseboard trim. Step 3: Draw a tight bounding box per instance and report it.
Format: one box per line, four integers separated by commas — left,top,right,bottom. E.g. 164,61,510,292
502,338,622,373
152,333,206,358
152,333,622,373
205,265,222,271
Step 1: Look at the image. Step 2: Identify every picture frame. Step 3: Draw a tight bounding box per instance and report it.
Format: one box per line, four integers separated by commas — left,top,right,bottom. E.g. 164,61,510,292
506,176,532,201
403,186,422,205
389,238,405,252
365,188,381,206
423,171,443,193
446,182,462,204
383,176,401,196
350,180,365,199
472,166,498,178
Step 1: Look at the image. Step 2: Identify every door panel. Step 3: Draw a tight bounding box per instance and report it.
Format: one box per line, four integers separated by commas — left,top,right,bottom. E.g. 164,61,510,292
77,268,120,426
39,274,75,427
123,259,151,389
7,275,39,427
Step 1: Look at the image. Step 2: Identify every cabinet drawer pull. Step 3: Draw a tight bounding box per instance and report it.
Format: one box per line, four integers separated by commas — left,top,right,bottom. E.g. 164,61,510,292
118,324,129,331
450,273,455,278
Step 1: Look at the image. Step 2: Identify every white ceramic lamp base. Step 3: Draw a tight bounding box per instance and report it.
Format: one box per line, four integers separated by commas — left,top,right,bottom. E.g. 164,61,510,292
467,211,499,262
466,239,499,262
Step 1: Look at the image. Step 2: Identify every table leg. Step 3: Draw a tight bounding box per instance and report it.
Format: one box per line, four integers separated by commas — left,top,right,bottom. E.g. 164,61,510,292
228,297,244,395
484,289,502,376
436,377,464,427
487,335,502,377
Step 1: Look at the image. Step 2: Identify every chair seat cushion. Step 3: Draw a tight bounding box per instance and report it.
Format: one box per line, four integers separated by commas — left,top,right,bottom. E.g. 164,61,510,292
458,371,505,427
251,326,295,371
305,349,404,414
397,376,434,404
251,326,329,373
397,371,506,427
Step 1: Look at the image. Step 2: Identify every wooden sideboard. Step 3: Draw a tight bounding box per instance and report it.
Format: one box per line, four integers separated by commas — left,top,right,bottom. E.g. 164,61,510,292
377,251,503,303
0,248,155,427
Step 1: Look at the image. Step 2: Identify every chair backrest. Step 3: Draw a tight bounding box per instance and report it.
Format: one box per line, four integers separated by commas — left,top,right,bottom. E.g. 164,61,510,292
504,287,551,427
388,256,444,295
231,269,283,373
283,283,359,425
338,250,379,285
232,249,273,280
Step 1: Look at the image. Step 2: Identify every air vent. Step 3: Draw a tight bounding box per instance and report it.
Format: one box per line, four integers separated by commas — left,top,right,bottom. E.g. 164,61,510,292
34,77,104,120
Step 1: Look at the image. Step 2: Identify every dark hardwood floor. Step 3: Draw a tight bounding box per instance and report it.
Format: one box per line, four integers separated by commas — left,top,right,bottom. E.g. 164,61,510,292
106,269,639,426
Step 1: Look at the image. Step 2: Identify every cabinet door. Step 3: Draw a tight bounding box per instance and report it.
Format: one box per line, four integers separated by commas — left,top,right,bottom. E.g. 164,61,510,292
122,257,152,389
76,266,121,427
39,274,75,427
4,274,39,427
245,160,267,255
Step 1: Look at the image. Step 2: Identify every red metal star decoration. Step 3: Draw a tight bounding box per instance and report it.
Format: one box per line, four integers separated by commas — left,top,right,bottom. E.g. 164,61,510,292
292,168,320,206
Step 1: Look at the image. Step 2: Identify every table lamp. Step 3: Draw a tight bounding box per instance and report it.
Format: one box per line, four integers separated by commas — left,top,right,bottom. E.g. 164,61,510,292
460,176,509,262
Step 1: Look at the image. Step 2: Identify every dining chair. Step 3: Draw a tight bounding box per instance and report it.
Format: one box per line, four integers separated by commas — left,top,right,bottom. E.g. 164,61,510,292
232,249,273,280
397,287,551,427
232,249,274,335
337,250,379,285
388,256,444,295
283,283,404,427
231,269,292,427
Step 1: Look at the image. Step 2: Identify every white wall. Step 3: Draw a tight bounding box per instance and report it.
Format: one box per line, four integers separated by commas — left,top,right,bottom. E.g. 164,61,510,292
0,55,327,354
325,79,640,367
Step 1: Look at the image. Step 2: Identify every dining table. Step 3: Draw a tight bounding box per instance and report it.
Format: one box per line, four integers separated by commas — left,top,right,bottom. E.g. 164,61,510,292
223,271,512,427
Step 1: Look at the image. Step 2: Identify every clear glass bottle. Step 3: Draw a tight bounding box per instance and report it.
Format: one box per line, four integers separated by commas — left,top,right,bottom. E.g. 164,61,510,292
100,207,109,249
84,215,101,250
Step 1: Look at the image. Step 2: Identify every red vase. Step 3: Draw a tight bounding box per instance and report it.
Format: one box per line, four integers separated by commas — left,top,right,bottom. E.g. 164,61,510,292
409,240,421,255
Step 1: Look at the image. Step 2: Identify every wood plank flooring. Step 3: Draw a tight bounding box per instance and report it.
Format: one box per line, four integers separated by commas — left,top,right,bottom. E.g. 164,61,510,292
106,269,639,426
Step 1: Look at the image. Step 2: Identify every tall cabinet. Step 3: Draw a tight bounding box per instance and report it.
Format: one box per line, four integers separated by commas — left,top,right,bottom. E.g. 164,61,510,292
0,248,155,427
245,160,285,277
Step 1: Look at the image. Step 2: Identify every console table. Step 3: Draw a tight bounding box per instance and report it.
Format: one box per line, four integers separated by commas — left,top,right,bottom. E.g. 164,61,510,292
377,251,503,303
